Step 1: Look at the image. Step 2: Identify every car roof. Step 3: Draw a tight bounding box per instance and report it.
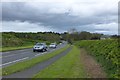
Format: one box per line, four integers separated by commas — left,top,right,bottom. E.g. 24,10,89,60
51,43,56,44
36,42,45,44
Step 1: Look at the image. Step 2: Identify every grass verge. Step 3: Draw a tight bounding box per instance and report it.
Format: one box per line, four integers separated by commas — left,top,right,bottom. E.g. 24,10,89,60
2,45,70,76
1,45,33,52
1,40,57,52
33,46,86,78
75,40,119,78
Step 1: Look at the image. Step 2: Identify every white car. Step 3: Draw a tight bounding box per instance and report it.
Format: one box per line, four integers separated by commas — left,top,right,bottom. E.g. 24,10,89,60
49,43,57,48
33,43,47,52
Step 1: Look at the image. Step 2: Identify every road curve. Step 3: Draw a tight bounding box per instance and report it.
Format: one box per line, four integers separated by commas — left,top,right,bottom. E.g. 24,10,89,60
1,43,67,68
3,47,72,78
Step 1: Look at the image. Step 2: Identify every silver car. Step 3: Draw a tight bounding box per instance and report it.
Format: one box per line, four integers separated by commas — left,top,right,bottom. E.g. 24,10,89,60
33,43,47,52
49,43,57,48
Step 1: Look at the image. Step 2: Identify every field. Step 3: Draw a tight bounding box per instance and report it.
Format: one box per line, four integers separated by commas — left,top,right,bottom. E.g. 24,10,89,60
75,39,119,78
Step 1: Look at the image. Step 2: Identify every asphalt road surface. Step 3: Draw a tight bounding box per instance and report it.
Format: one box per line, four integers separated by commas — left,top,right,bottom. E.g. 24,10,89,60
0,42,67,68
3,47,72,78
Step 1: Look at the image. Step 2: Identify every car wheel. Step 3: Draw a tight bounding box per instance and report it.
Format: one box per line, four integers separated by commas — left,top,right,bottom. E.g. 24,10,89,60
42,49,45,52
45,48,47,51
33,50,35,52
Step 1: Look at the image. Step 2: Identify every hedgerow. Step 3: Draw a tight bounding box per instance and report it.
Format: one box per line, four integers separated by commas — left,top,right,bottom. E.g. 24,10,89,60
75,39,119,78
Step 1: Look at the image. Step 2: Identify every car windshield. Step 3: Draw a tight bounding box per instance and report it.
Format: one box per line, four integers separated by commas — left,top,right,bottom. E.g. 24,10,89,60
51,43,55,45
36,43,43,46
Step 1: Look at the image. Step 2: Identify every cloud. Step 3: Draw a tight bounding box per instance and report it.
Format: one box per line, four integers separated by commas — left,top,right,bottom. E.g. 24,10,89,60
2,21,118,35
1,0,119,34
2,21,54,32
94,22,118,34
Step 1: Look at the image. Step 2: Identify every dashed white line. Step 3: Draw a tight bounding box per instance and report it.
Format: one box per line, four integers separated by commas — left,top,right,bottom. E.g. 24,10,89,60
35,52,47,56
2,54,16,58
0,57,29,66
35,54,41,56
1,51,31,58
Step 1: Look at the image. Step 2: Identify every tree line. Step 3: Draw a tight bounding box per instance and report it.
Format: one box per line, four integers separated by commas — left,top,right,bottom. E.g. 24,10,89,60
2,31,119,47
2,32,60,42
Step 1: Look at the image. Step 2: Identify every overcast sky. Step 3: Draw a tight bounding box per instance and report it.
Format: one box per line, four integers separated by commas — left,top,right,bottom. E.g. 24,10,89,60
1,0,119,35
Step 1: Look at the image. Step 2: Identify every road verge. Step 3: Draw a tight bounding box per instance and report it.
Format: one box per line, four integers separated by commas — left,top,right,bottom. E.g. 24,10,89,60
2,45,70,76
34,46,86,78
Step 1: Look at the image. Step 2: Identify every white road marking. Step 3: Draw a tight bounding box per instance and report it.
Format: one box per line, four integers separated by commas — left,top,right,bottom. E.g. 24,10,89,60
1,51,31,58
2,54,16,58
35,54,41,56
0,57,29,66
0,44,65,67
1,49,31,55
35,52,47,56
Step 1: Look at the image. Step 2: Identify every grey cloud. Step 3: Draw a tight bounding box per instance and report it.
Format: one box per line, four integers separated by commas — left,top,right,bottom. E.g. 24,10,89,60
2,2,117,26
2,2,118,34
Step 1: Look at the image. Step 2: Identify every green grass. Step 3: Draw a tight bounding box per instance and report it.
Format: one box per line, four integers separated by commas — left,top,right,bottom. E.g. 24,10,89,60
2,45,70,76
75,40,119,78
1,40,56,52
33,46,86,78
1,40,52,52
1,45,34,52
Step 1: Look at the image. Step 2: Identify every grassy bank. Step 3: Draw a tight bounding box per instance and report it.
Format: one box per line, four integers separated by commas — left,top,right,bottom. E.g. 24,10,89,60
2,32,61,50
1,45,33,52
1,32,60,52
1,38,51,52
1,40,51,52
34,46,86,78
75,39,119,78
2,45,70,76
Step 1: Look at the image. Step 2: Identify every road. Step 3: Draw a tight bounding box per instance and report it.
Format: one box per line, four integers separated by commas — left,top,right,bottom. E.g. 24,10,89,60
3,47,72,78
0,42,67,68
